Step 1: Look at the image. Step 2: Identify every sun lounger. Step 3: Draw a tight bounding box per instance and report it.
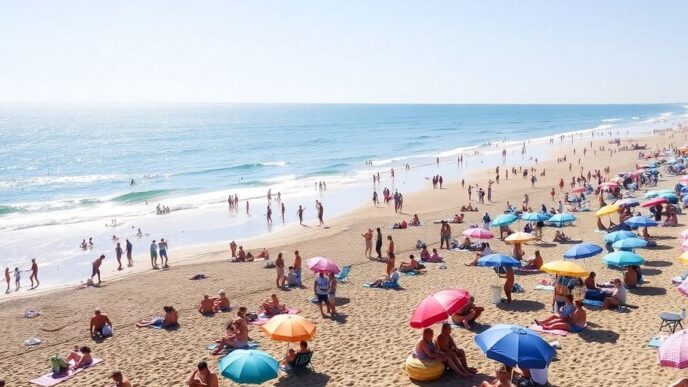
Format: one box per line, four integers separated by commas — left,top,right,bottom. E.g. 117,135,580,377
281,351,315,372
30,359,103,386
363,281,400,289
334,265,351,282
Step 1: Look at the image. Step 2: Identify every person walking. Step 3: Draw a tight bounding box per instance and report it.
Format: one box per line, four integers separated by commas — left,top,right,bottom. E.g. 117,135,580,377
375,228,383,259
125,239,133,267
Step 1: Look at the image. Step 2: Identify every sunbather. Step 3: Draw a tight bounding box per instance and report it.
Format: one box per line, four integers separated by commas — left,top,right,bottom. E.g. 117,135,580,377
479,365,513,387
409,214,421,226
199,294,215,315
641,227,654,239
136,306,178,328
211,307,249,355
426,248,443,263
111,371,132,387
212,290,231,312
464,243,491,266
414,328,468,377
399,254,425,273
553,230,570,243
281,340,312,366
256,248,270,259
596,218,608,232
458,237,472,250
66,345,93,369
419,246,430,260
460,204,478,212
261,294,287,316
602,279,627,309
663,213,678,227
451,296,484,329
367,268,400,288
187,361,219,387
435,323,475,377
525,250,543,269
453,213,464,223
536,298,587,332
623,265,641,288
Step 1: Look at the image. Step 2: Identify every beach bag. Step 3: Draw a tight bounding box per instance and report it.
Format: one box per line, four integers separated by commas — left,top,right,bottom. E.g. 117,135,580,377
50,354,68,374
102,324,113,337
246,313,259,322
415,240,425,249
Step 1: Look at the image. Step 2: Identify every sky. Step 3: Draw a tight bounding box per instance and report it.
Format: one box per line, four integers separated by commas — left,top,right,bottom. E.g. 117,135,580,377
0,0,686,104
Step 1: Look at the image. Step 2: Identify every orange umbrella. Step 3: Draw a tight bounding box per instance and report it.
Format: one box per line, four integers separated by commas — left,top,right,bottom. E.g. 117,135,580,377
260,314,316,343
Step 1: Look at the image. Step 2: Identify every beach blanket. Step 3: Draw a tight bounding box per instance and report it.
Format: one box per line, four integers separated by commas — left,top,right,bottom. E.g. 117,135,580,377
582,299,604,308
30,358,103,386
528,324,568,336
450,248,471,253
534,284,555,291
248,308,301,326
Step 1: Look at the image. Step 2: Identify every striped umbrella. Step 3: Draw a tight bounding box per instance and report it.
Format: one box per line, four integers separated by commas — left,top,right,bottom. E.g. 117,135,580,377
659,330,688,369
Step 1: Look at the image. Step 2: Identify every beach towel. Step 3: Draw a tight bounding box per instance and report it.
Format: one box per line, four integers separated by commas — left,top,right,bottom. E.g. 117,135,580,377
149,322,180,330
207,341,259,354
30,358,103,386
363,282,400,289
534,285,555,291
450,248,471,253
516,267,541,274
248,308,301,326
648,333,669,348
582,299,604,308
401,270,420,276
528,324,569,336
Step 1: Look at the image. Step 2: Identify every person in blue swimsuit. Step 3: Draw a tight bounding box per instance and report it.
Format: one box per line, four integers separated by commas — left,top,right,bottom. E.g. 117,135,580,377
158,239,169,268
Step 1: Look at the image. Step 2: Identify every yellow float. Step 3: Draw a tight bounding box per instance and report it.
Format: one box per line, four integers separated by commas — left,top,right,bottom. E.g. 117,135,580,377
404,355,445,381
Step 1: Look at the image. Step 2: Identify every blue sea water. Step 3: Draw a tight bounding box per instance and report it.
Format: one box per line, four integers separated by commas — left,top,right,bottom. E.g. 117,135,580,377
0,103,685,288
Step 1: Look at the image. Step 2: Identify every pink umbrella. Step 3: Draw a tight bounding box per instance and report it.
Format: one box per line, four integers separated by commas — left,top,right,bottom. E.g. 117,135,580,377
680,176,688,184
680,229,688,239
306,256,340,274
678,277,688,297
681,240,688,251
641,198,668,208
599,182,618,190
571,187,586,194
409,289,471,329
660,329,688,368
462,228,494,239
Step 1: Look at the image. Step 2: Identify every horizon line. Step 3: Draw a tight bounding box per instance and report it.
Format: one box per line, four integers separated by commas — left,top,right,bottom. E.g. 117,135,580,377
0,100,686,106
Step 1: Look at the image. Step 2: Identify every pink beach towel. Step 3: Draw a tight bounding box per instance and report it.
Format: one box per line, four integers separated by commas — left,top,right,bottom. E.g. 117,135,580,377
30,358,103,386
248,308,301,326
528,324,568,336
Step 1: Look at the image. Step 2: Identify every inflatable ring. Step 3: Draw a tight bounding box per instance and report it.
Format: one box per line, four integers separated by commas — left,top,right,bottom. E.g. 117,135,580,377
404,355,445,381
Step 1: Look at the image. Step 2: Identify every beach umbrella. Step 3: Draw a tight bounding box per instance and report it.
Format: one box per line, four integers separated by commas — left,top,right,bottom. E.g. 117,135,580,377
409,289,471,329
219,349,279,384
611,238,648,250
660,193,679,204
603,230,638,243
477,254,521,268
679,251,688,265
599,182,618,190
659,188,677,194
260,314,316,343
643,191,660,199
615,198,640,207
595,205,619,217
548,213,576,226
678,278,688,297
474,324,555,369
491,214,518,228
659,330,688,369
463,228,494,240
602,251,645,267
540,260,588,277
563,243,603,259
504,232,537,244
306,256,340,274
520,212,550,222
570,187,586,194
624,216,658,228
641,198,667,208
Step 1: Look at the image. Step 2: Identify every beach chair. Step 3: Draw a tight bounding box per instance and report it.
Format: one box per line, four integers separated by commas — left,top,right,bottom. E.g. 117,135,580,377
335,265,351,282
283,351,315,373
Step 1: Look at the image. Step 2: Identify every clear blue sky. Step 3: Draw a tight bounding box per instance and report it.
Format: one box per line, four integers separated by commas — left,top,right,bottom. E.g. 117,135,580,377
0,1,686,103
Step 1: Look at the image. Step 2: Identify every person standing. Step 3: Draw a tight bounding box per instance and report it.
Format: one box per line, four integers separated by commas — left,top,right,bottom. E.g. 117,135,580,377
267,206,273,225
125,239,133,267
440,221,451,249
328,272,337,315
115,243,124,270
386,235,395,257
92,255,105,284
281,203,285,223
375,228,383,259
275,253,285,288
28,258,39,289
317,201,325,227
246,200,250,215
159,239,169,268
362,228,373,258
230,240,237,258
4,267,10,294
293,250,302,286
314,272,330,318
297,205,305,225
150,240,159,269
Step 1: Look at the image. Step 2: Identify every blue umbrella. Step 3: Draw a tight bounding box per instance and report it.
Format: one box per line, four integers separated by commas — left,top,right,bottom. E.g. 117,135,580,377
563,243,603,259
643,191,659,199
615,198,640,207
219,349,279,384
603,230,637,243
491,214,518,227
602,251,645,267
624,216,658,228
474,324,556,369
611,238,648,250
477,254,521,268
660,193,679,204
548,213,576,226
520,212,550,222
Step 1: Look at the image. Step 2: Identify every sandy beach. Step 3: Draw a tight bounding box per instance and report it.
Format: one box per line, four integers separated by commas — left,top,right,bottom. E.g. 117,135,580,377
3,124,688,387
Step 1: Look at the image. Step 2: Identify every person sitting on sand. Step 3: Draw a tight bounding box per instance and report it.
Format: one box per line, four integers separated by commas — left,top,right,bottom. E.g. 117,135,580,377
623,266,639,288
425,248,443,263
464,243,491,266
136,306,178,328
212,290,231,312
479,365,513,387
281,340,312,367
256,248,270,259
460,204,478,212
553,230,569,242
89,309,113,338
367,267,400,288
199,294,215,315
536,298,587,333
414,328,469,377
399,254,425,273
596,217,608,232
602,278,627,309
458,237,472,250
524,250,543,269
235,246,246,262
187,361,219,387
641,227,654,239
434,323,474,377
517,366,549,387
451,296,484,329
512,242,524,261
66,345,93,369
584,272,598,290
419,245,430,261
453,213,464,223
211,307,249,354
111,371,132,387
410,214,421,226
664,212,678,227
262,294,287,316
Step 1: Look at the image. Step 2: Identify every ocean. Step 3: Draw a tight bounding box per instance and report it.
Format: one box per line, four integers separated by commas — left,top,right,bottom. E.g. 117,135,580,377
0,103,685,288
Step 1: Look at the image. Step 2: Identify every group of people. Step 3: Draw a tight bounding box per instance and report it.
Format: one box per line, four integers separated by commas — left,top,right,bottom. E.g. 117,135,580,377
4,258,39,293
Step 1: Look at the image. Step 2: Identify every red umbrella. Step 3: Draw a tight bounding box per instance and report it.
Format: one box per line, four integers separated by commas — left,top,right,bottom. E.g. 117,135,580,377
570,187,586,194
409,289,471,329
599,182,618,190
641,197,668,208
462,228,494,239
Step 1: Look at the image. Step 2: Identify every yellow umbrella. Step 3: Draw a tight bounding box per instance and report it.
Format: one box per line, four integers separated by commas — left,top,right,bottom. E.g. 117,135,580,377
259,314,316,343
541,260,588,278
504,232,537,244
679,251,688,265
595,204,619,217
